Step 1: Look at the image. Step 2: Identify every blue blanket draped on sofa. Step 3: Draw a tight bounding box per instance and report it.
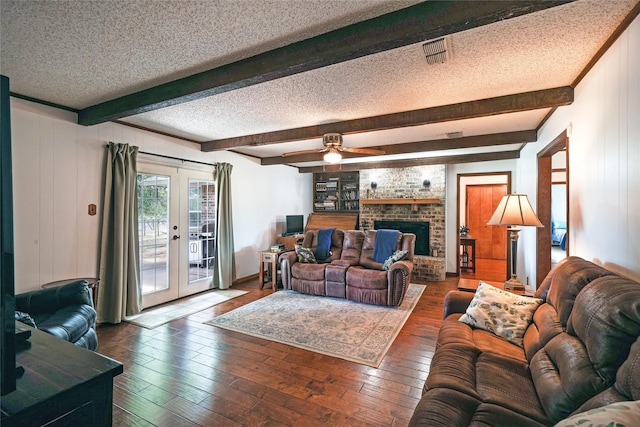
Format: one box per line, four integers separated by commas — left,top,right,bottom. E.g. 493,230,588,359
315,227,334,261
372,229,399,263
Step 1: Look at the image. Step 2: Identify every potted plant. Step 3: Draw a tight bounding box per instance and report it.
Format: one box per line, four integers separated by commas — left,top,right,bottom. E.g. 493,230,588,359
459,225,470,237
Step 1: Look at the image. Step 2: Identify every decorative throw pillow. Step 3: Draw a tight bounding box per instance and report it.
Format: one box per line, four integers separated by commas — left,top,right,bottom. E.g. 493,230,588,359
458,281,543,346
383,250,408,271
295,245,317,263
553,400,640,427
15,311,37,328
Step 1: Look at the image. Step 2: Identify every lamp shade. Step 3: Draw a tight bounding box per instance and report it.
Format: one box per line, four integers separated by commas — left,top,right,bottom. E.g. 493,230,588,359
487,193,543,227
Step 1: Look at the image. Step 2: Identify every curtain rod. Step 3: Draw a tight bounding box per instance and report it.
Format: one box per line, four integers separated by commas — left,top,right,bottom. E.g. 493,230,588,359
139,151,217,167
105,145,217,167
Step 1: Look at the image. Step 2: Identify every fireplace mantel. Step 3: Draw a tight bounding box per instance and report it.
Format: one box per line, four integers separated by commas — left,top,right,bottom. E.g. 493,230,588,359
361,198,441,212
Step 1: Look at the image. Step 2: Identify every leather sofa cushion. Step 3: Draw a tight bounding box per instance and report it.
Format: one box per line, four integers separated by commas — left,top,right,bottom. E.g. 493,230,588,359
33,304,96,345
522,302,564,361
425,343,548,424
346,266,388,290
410,387,546,427
546,257,613,328
359,230,402,270
16,279,93,314
340,230,365,265
291,263,326,281
530,275,640,423
290,278,326,296
458,281,543,346
567,276,640,381
616,338,640,400
303,229,344,262
438,314,528,362
74,327,98,350
521,257,614,364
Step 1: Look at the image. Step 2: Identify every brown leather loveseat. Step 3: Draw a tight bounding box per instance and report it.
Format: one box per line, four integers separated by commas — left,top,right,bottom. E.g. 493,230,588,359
409,256,640,426
279,229,416,306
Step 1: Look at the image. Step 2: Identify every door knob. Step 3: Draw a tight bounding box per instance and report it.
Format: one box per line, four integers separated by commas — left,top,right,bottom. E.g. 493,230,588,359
172,235,180,240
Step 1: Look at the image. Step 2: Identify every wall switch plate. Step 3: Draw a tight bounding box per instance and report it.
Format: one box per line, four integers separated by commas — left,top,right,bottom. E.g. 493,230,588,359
88,204,97,216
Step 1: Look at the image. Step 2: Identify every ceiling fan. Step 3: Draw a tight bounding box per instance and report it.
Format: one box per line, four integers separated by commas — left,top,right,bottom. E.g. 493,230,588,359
281,133,385,163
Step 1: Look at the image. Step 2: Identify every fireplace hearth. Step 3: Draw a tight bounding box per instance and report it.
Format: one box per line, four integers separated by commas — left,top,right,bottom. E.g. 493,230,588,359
374,220,430,256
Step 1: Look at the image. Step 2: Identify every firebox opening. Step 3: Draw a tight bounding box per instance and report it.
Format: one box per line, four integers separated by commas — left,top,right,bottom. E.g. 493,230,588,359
374,220,430,256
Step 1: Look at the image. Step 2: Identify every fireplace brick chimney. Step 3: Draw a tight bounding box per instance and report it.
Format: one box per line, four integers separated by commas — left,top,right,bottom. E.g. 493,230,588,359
359,166,446,282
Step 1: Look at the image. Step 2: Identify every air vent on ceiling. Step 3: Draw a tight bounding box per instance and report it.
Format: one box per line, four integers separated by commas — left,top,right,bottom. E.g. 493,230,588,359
422,37,450,65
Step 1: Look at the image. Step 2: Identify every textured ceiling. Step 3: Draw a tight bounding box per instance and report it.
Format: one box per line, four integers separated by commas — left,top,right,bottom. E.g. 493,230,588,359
1,0,638,169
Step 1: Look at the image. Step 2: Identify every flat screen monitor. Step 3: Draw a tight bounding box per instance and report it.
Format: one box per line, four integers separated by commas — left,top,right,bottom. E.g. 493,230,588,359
285,215,304,236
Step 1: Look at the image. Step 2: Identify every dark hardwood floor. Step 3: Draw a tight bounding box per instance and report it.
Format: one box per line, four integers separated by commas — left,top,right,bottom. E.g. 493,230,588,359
96,276,459,427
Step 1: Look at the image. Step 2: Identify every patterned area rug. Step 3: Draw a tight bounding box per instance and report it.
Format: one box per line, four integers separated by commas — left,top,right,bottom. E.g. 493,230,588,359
204,283,425,367
126,289,247,329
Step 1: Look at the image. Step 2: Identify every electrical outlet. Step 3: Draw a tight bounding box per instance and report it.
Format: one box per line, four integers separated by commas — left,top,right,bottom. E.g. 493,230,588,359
88,204,96,216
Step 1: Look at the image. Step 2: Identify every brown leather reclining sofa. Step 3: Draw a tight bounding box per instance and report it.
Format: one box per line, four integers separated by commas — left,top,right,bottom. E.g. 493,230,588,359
409,256,640,426
279,229,415,306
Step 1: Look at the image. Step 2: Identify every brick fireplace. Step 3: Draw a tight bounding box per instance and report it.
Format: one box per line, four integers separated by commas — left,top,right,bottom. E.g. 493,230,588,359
359,165,446,282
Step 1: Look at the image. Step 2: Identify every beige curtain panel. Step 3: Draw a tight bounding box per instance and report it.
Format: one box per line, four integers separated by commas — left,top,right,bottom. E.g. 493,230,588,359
97,142,142,323
213,162,235,289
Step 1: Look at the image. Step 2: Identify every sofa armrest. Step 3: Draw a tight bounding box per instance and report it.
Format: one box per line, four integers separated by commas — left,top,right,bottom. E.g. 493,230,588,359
387,260,414,306
279,251,298,290
389,259,413,276
16,280,93,315
443,290,474,319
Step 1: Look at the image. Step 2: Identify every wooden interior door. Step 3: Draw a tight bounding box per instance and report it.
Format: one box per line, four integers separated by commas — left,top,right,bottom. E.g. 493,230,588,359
466,184,507,260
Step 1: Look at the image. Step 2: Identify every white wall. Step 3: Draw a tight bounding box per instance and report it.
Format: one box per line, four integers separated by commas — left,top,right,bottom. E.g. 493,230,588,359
519,15,640,283
10,98,312,293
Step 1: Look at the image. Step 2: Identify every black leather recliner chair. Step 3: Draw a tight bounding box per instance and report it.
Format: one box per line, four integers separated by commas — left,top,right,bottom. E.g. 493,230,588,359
15,279,98,350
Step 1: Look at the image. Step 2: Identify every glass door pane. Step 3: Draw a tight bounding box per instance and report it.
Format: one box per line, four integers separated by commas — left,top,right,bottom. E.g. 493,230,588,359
180,175,216,296
137,164,180,308
138,173,170,295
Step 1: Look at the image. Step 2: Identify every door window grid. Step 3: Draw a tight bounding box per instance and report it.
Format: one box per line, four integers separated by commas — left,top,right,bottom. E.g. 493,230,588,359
137,174,170,295
188,179,216,283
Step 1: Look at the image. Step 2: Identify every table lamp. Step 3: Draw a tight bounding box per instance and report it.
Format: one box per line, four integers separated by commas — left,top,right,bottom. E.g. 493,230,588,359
486,193,543,291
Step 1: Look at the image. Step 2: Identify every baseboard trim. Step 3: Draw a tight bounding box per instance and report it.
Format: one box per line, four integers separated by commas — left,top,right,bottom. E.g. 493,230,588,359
233,273,258,285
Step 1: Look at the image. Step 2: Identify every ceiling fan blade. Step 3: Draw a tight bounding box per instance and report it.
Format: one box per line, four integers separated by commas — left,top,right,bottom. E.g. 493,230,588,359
281,147,328,157
341,147,386,155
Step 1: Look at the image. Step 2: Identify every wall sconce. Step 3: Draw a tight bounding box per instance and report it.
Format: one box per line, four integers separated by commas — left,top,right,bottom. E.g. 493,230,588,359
370,181,377,189
423,179,431,187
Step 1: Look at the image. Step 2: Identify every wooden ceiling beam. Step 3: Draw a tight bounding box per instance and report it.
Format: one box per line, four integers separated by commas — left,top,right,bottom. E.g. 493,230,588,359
297,150,521,174
77,0,573,126
203,87,571,151
260,130,536,165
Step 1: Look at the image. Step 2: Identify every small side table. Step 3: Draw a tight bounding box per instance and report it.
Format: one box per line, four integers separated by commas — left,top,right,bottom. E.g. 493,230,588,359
42,277,101,308
259,250,283,291
459,236,476,273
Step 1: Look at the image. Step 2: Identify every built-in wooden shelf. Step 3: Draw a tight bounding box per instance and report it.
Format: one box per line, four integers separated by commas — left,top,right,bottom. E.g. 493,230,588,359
360,198,441,212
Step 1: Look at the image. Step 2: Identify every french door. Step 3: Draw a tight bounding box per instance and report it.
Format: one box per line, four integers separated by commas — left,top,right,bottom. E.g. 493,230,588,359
137,163,216,308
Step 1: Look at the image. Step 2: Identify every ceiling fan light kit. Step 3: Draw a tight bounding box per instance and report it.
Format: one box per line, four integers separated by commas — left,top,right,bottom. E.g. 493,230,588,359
323,148,342,164
281,133,386,163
